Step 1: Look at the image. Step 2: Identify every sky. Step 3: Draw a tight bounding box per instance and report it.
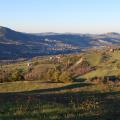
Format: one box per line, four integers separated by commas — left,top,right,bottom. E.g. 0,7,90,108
0,0,120,33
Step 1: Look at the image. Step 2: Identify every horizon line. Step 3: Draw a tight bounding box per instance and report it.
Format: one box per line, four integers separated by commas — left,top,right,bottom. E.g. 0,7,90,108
1,25,120,35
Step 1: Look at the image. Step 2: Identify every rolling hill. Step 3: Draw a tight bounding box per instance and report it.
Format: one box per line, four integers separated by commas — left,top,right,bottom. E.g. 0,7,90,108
0,26,120,59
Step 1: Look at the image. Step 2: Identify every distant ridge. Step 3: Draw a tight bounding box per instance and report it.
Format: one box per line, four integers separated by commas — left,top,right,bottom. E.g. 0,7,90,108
0,26,120,60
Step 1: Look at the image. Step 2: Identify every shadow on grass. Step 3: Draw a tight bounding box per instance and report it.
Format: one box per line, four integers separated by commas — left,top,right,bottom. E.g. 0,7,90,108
0,84,120,120
27,82,92,94
73,78,86,82
0,82,92,95
0,85,120,105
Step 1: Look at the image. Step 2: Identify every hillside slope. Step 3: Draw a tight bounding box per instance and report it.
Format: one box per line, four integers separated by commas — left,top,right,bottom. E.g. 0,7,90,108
1,26,120,59
1,48,120,83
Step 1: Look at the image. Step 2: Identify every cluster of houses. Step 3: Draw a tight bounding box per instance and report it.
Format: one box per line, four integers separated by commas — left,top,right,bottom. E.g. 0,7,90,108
107,45,120,52
49,55,62,63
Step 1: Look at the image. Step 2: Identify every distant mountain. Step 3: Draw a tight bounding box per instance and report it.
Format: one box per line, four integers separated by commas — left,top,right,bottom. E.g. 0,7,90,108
0,26,120,60
0,26,80,59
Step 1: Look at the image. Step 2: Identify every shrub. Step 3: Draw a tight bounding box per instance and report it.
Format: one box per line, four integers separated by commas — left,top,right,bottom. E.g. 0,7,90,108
59,71,73,83
52,70,61,82
33,61,39,66
0,70,11,83
11,68,25,81
24,66,48,81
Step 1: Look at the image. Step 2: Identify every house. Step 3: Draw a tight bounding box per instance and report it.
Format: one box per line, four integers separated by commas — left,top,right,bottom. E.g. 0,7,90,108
108,45,120,52
49,55,63,63
27,62,33,71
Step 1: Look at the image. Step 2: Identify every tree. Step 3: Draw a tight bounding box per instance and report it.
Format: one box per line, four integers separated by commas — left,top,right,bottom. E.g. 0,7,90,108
45,69,54,81
52,70,61,82
11,68,25,81
59,71,73,83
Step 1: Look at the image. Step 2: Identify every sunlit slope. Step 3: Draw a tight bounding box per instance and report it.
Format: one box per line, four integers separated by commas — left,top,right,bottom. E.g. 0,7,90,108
82,50,120,78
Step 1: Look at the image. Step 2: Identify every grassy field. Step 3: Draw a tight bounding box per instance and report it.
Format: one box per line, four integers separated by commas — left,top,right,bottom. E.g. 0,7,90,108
0,81,120,120
0,81,65,93
81,50,120,78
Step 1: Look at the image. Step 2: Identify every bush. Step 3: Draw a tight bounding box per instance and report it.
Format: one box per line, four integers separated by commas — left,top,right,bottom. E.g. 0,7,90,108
0,70,11,83
59,71,73,83
11,68,25,81
0,70,5,83
45,69,55,81
24,66,48,81
52,70,61,82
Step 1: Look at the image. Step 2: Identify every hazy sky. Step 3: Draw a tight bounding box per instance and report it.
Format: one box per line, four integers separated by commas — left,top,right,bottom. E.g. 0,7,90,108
0,0,120,33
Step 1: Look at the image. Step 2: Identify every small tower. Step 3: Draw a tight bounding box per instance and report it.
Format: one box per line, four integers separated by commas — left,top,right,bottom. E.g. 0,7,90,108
27,60,32,71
